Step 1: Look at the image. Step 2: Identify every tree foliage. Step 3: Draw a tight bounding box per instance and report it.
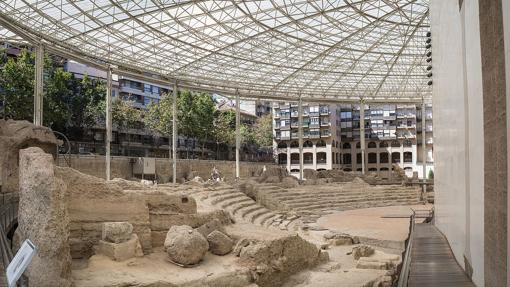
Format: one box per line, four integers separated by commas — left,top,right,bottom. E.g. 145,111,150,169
145,92,173,137
0,48,106,134
252,113,273,147
0,49,35,121
112,96,142,131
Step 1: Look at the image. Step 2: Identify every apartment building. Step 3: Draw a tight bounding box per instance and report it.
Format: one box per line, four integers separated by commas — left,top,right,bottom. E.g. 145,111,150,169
273,102,434,178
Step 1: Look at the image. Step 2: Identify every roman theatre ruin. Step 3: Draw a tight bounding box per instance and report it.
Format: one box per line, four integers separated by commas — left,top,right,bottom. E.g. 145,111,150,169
0,120,432,287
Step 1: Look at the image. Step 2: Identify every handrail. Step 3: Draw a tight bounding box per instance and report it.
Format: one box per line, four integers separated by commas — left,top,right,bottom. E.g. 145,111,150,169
0,195,28,286
396,210,416,287
53,131,71,167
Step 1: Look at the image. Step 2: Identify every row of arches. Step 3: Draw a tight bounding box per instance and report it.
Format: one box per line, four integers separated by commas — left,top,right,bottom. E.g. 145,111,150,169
278,151,413,165
278,140,326,149
278,140,414,150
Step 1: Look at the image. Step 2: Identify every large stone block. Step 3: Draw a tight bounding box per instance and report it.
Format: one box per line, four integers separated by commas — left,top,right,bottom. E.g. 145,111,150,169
0,120,58,193
18,147,72,287
101,222,133,243
207,230,233,256
95,234,144,261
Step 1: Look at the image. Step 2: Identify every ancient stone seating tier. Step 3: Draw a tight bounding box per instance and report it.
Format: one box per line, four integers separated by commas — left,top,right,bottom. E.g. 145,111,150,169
185,184,302,231
254,181,422,222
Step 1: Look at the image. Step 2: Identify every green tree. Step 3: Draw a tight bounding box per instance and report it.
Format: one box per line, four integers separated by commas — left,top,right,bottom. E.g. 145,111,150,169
44,67,74,131
0,49,34,121
192,93,216,157
252,113,273,147
145,92,173,137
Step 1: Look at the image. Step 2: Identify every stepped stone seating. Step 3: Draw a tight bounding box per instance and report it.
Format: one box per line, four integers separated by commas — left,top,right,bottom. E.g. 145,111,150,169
254,179,421,224
185,183,302,231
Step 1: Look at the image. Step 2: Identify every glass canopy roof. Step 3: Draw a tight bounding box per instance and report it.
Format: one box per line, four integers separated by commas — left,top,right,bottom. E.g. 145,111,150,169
0,0,430,102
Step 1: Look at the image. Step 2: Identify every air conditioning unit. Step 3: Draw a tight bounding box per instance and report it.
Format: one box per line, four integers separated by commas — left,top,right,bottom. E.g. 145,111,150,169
132,157,156,176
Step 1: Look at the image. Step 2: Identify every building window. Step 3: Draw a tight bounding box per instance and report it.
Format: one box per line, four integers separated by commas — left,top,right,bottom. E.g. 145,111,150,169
343,143,351,149
277,142,287,148
368,142,377,148
304,153,313,164
291,153,300,164
290,141,299,148
391,152,400,163
368,153,377,163
343,153,352,164
317,152,327,164
316,140,326,147
380,152,389,163
379,141,388,148
404,152,413,163
303,140,313,148
357,153,362,164
278,153,287,165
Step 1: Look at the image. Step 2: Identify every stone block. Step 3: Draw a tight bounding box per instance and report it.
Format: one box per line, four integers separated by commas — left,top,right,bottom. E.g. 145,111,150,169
196,219,225,238
207,230,234,255
102,222,133,243
95,234,143,261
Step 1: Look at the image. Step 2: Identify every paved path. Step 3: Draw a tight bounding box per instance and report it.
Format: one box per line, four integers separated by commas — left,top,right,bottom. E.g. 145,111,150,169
408,223,475,287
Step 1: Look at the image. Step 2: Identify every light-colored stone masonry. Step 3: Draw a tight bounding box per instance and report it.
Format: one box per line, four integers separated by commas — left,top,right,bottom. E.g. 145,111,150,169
58,155,273,182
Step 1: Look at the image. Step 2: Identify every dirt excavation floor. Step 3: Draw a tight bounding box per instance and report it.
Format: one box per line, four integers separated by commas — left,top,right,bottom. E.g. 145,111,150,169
316,205,434,249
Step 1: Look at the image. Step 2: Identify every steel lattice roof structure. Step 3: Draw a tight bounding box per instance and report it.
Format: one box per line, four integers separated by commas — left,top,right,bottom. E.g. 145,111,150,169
0,0,430,102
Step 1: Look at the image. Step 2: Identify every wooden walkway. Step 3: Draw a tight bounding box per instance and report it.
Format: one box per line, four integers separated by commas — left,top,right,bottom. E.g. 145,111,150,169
408,223,475,287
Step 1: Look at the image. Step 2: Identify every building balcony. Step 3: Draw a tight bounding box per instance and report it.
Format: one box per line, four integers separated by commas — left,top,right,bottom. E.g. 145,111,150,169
310,134,321,139
320,122,331,126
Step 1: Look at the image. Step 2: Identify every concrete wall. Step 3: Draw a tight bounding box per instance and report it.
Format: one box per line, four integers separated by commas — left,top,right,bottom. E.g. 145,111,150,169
57,155,272,182
432,0,510,285
430,0,485,285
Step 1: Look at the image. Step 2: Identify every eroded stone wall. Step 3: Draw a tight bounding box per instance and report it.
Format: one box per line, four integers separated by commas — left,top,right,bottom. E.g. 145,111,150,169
58,155,272,182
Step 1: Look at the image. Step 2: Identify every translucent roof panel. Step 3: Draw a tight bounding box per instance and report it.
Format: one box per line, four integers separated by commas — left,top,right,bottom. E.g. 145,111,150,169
0,0,430,101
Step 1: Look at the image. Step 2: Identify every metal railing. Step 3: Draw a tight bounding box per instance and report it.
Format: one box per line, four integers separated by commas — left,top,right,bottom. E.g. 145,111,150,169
396,208,434,287
0,194,28,286
396,211,415,287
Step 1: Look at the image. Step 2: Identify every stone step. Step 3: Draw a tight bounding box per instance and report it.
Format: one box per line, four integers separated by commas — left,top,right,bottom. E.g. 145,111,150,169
273,193,419,204
210,192,246,205
285,197,421,211
208,189,236,198
261,214,282,227
268,189,418,200
246,208,272,223
299,199,422,213
240,205,266,219
219,197,253,209
278,192,419,204
282,195,419,209
254,212,277,226
231,202,258,215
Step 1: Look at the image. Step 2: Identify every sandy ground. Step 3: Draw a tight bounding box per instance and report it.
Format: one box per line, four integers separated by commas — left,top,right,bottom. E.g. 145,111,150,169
316,204,433,244
72,248,250,287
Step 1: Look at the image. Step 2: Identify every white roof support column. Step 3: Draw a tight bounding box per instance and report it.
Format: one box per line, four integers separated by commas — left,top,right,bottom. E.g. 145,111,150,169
235,90,240,179
298,96,304,180
105,66,112,181
33,44,44,126
360,99,366,175
421,97,427,202
172,81,178,184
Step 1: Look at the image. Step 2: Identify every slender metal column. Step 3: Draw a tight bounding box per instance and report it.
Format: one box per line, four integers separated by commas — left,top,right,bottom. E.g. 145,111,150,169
298,97,303,180
33,44,44,126
172,81,178,184
105,66,112,180
235,90,240,179
360,99,366,174
421,99,427,201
